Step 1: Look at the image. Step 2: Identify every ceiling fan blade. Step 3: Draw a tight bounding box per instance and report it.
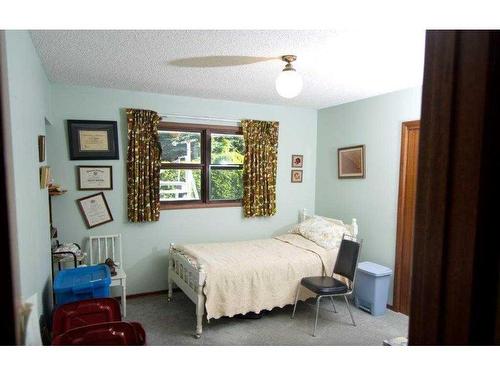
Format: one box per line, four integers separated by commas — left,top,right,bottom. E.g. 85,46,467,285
168,56,278,68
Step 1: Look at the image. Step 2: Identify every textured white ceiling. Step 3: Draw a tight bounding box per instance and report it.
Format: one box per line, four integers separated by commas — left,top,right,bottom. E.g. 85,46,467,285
30,30,425,109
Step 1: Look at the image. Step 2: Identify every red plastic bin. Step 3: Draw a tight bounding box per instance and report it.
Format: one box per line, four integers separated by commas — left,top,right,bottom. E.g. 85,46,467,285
52,298,146,345
52,298,122,337
52,322,145,346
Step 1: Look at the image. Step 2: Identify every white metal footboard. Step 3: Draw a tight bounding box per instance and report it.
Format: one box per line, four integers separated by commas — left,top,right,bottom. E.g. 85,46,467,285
168,209,358,339
168,243,207,338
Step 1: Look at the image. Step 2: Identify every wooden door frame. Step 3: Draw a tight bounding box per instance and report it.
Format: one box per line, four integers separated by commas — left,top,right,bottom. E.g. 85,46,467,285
393,120,420,313
0,31,20,345
409,30,500,345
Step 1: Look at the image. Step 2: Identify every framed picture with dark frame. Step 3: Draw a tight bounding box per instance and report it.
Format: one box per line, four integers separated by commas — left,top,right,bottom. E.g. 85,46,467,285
291,169,303,183
77,165,113,190
38,135,45,162
291,154,303,168
68,120,119,160
77,192,114,229
338,145,365,179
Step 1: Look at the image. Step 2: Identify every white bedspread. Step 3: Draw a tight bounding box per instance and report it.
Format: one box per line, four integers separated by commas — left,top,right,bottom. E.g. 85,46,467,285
176,233,338,320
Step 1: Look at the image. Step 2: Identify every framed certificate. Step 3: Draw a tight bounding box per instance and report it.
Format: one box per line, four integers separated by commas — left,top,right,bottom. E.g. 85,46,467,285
77,192,114,228
77,166,113,190
68,120,119,160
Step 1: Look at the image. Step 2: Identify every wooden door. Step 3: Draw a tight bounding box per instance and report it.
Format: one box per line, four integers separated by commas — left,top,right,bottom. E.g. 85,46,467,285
393,120,420,315
0,31,20,345
409,31,500,345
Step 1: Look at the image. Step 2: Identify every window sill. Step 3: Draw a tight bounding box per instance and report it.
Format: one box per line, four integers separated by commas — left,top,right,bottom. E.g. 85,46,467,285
160,201,242,210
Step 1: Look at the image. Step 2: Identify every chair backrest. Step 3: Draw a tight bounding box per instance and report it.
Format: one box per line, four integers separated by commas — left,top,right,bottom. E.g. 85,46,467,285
89,234,122,268
332,234,362,284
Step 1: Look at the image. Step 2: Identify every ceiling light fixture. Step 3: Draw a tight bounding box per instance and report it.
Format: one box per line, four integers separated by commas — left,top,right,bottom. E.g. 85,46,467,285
275,55,303,99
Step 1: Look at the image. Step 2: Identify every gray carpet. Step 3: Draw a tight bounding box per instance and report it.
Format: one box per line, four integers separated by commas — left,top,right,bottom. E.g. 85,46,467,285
126,291,408,345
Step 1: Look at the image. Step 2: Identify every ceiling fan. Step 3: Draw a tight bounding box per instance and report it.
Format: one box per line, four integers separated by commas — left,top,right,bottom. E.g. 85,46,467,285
168,54,303,99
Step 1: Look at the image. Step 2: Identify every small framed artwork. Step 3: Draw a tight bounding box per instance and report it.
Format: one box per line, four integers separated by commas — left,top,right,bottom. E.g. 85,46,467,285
291,154,303,168
338,145,365,179
77,192,114,229
291,169,303,183
68,120,119,160
77,166,113,190
38,135,45,162
39,166,51,189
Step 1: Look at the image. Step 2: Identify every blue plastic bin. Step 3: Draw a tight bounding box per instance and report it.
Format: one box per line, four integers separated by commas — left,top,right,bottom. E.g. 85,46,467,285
354,261,393,316
54,264,111,306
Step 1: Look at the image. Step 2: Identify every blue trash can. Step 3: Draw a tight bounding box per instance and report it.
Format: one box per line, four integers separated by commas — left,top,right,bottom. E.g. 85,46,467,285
354,261,393,316
54,264,111,306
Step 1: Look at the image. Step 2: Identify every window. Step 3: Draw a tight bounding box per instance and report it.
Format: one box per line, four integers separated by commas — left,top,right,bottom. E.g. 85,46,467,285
159,123,244,209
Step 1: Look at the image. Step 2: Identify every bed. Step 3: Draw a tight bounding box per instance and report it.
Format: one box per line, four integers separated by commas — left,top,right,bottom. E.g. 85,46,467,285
167,209,358,338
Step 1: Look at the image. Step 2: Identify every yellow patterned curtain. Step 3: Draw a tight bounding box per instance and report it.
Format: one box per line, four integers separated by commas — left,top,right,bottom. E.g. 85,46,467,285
126,109,161,222
242,119,279,217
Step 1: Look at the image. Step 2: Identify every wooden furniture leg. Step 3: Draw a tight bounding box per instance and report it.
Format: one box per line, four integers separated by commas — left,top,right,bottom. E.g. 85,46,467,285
122,280,127,318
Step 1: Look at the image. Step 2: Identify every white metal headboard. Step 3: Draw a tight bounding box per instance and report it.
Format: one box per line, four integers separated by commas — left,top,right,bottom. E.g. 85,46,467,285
300,208,358,238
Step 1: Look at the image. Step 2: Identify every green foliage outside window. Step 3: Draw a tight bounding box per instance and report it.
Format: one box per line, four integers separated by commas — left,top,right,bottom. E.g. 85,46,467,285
159,131,201,163
159,130,244,201
160,169,201,201
210,169,243,200
211,134,244,164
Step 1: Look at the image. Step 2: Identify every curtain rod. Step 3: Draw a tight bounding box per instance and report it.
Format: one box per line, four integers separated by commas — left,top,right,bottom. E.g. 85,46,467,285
160,113,240,124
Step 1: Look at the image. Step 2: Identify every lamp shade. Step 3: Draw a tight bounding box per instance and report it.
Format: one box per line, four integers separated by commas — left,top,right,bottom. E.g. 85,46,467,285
275,69,303,98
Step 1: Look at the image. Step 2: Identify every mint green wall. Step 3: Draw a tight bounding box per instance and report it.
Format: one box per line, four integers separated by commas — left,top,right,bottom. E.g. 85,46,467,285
48,84,318,295
5,29,419,309
315,87,422,304
4,31,53,316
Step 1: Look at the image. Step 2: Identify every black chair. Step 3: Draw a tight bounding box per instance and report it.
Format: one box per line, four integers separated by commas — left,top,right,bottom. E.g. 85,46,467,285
291,234,362,336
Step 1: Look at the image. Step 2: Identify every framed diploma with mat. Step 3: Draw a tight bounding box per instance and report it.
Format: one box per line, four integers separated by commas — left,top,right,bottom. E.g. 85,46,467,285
77,166,113,190
77,192,114,228
68,120,119,160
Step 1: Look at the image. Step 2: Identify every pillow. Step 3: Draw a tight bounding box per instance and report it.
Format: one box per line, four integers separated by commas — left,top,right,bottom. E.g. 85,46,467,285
318,215,356,238
328,221,352,249
317,215,345,226
290,215,354,237
293,216,349,250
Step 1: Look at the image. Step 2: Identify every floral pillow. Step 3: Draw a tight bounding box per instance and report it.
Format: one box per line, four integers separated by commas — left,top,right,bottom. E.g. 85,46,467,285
319,216,355,239
293,216,349,250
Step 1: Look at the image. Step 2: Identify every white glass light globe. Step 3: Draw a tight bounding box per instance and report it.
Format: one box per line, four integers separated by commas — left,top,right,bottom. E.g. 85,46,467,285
275,69,303,98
